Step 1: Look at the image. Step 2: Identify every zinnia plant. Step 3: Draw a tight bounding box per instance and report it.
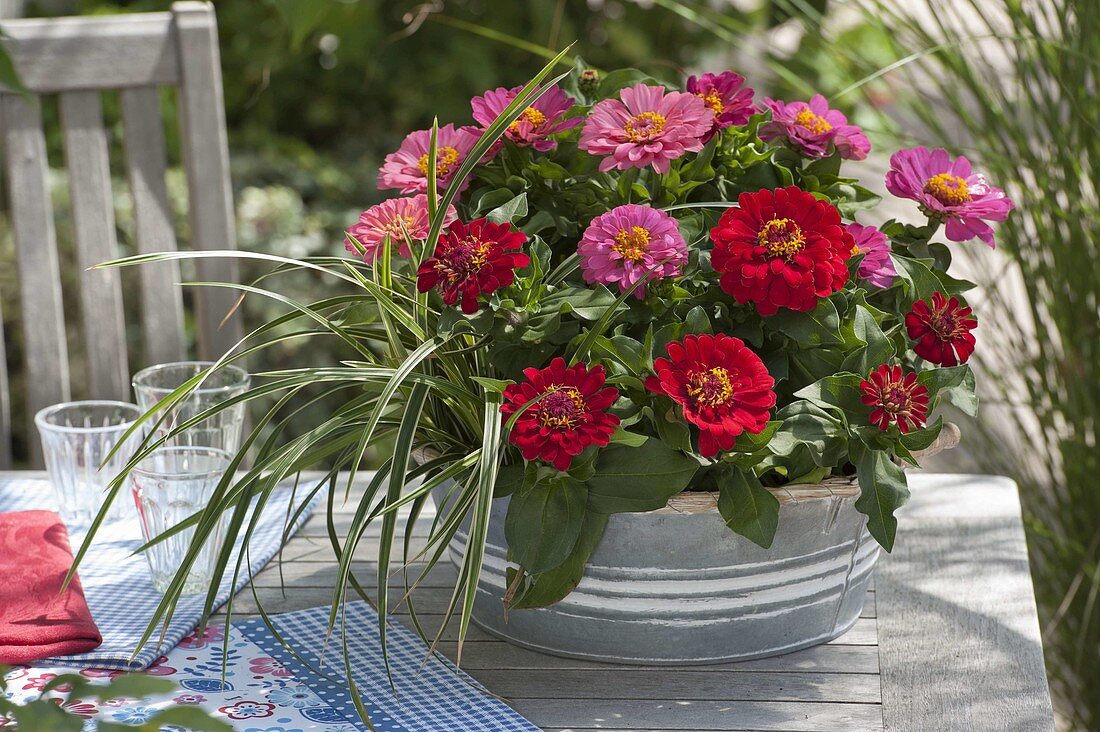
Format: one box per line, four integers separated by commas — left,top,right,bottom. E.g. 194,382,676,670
87,52,1011,677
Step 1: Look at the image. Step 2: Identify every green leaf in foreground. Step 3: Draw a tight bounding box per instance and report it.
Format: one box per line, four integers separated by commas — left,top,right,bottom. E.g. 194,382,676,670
850,441,910,551
505,476,587,573
486,192,528,224
493,462,527,498
765,297,843,346
586,438,699,513
794,372,866,420
917,364,978,416
717,468,780,548
509,510,609,609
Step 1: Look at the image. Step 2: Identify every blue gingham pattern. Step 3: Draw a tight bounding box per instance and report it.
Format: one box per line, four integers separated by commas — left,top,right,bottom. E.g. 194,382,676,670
237,601,540,732
0,474,323,670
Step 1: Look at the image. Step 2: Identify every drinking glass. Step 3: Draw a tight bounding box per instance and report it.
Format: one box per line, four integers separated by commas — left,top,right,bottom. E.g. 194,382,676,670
132,361,249,452
35,401,143,528
130,446,231,594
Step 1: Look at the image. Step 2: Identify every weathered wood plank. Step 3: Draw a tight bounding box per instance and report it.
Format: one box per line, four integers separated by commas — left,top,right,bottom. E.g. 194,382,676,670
0,94,70,466
507,699,882,731
877,473,1054,731
120,86,186,366
0,12,178,93
59,89,129,401
471,669,881,704
432,641,883,675
172,2,240,359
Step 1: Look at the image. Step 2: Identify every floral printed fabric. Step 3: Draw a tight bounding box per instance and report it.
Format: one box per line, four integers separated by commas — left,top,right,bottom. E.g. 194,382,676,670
6,602,541,730
3,624,365,731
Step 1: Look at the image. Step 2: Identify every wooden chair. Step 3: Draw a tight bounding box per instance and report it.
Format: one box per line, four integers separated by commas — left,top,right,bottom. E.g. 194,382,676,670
0,1,241,467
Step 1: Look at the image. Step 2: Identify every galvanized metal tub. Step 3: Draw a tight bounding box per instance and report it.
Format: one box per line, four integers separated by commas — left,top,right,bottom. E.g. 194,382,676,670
435,477,879,665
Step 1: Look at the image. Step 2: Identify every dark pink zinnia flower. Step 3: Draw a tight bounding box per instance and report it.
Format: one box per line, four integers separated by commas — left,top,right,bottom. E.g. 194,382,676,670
501,358,621,472
578,204,688,298
471,84,581,152
905,291,977,366
416,218,529,314
685,71,756,141
885,146,1014,248
860,364,930,433
377,124,481,195
345,194,457,261
579,83,713,173
846,222,897,289
760,94,870,160
645,333,776,458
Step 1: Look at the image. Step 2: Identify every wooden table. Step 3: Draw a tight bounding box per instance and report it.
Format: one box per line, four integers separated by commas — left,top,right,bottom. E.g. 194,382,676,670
218,472,1055,731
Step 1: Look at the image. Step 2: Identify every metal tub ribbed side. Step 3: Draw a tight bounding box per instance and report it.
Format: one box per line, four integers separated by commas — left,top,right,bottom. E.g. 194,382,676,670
437,479,879,664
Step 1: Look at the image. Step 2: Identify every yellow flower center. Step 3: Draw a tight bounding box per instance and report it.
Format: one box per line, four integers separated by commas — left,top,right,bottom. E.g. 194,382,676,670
923,173,972,206
537,386,587,429
384,215,417,240
757,218,806,259
612,226,651,262
508,107,547,134
417,146,461,179
687,367,735,408
699,90,724,115
794,109,832,135
624,111,667,142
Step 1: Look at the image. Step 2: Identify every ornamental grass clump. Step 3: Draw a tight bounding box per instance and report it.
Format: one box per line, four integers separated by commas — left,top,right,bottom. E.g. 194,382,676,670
89,53,1013,667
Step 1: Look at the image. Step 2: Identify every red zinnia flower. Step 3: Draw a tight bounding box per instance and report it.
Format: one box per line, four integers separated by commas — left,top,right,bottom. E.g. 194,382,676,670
860,364,930,433
904,291,977,366
645,334,776,458
710,187,853,316
501,358,621,472
416,218,530,314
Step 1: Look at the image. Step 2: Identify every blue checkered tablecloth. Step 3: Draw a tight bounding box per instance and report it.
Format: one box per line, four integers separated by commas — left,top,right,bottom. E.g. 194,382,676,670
6,600,541,730
237,601,540,732
0,473,323,670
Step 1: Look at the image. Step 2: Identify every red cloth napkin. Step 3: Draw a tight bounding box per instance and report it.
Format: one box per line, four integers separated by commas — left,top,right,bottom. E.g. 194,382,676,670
0,510,102,664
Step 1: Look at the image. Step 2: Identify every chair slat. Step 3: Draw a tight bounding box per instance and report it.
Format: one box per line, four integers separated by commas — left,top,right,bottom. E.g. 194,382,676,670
59,90,130,403
173,2,241,360
0,94,70,467
0,12,177,93
120,86,186,366
0,310,11,469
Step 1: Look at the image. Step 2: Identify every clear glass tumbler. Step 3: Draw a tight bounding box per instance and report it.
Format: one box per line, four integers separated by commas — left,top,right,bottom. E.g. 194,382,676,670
35,401,143,528
130,446,231,594
132,361,250,453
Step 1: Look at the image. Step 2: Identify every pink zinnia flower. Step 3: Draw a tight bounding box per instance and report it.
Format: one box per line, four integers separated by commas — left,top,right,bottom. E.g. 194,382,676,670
471,84,581,152
579,83,713,173
377,124,481,195
760,94,870,160
685,71,756,141
578,204,688,298
846,222,897,288
345,194,457,261
885,146,1014,248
